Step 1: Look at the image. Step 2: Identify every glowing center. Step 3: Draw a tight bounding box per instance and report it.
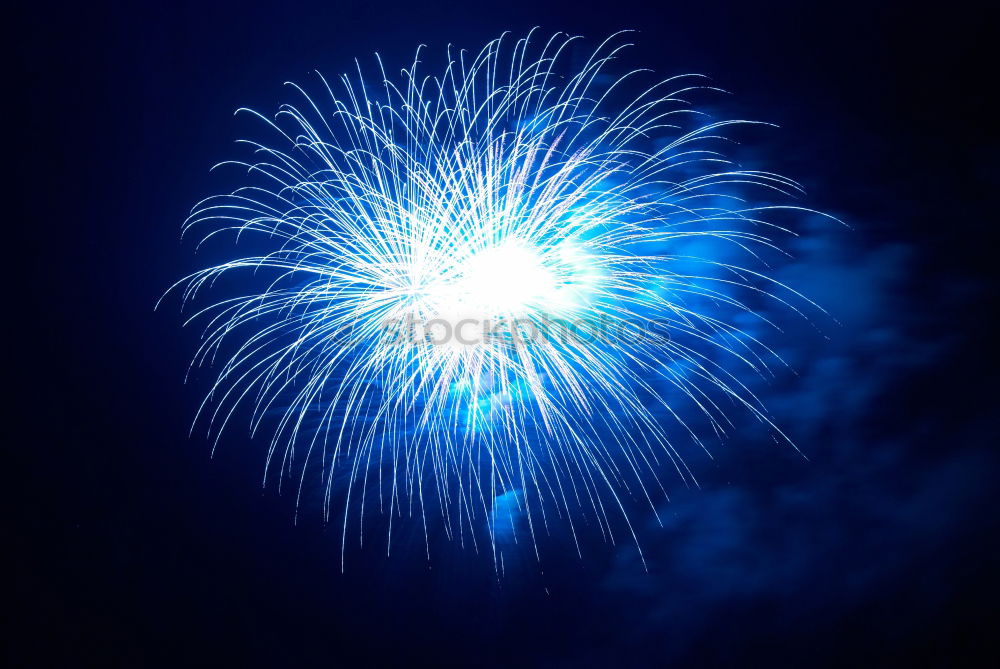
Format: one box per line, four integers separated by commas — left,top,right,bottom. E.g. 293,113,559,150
453,242,556,317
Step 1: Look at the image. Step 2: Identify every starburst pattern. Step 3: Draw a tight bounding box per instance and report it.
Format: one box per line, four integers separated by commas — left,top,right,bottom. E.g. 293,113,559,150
165,31,831,565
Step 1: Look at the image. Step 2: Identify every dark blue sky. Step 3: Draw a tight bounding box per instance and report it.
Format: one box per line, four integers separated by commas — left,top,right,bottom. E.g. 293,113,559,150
14,1,996,666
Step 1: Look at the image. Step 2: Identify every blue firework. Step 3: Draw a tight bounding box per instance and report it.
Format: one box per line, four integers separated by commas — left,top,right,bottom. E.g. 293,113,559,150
165,31,832,565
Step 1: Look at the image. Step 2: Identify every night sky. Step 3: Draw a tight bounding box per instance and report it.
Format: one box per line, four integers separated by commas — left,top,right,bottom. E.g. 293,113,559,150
14,1,997,666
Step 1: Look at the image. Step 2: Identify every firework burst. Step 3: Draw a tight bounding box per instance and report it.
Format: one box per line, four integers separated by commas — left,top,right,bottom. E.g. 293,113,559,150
164,30,833,566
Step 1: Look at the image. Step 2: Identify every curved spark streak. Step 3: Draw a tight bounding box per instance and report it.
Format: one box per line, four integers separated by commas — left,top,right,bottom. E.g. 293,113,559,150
165,31,832,566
